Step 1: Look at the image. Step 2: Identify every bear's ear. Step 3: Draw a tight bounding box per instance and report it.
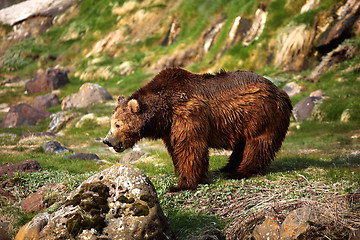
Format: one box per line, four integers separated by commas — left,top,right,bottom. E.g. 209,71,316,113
128,99,140,113
117,96,126,105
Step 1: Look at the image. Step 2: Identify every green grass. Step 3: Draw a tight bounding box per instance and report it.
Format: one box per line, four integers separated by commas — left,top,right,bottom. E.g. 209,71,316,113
0,38,40,72
0,204,37,238
1,0,360,239
0,151,106,174
0,118,52,139
167,212,224,240
284,121,360,151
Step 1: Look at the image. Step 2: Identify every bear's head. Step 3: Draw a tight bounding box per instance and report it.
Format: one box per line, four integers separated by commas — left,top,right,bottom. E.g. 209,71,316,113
103,96,143,152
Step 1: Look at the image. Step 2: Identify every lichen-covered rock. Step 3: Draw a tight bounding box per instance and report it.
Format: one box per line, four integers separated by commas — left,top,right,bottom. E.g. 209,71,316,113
280,207,320,240
253,216,281,240
17,164,175,240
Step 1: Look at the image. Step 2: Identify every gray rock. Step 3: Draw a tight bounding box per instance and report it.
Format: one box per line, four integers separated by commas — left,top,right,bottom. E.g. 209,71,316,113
33,93,60,111
48,112,63,133
61,83,112,110
120,150,147,163
65,153,100,161
17,164,175,240
48,111,81,133
282,82,302,97
160,17,181,46
293,96,322,122
42,141,68,154
0,0,77,25
1,103,51,128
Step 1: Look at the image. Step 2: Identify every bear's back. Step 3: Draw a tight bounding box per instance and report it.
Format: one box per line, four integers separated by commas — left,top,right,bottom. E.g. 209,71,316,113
188,70,275,97
140,68,275,98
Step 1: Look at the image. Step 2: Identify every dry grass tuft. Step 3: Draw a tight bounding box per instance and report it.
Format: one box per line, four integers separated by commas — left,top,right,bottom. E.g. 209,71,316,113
205,177,360,239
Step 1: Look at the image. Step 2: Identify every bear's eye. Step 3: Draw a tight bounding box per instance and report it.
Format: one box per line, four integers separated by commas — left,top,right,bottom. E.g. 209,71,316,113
115,124,120,128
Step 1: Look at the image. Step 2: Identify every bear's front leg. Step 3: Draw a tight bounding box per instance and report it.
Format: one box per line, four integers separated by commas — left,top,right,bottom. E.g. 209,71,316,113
168,146,209,192
162,136,181,174
168,118,209,192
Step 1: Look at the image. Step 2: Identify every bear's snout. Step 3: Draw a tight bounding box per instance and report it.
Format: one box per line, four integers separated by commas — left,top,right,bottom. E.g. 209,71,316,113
103,137,124,152
103,138,111,146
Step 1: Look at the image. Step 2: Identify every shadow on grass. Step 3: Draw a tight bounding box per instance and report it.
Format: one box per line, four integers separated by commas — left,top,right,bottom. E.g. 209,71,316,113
269,154,360,173
167,212,225,240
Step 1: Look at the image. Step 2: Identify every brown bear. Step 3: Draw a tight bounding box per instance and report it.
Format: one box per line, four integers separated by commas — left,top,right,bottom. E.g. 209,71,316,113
103,68,292,192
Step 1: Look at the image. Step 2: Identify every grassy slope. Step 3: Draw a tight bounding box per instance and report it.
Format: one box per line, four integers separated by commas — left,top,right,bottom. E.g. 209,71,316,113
0,0,360,239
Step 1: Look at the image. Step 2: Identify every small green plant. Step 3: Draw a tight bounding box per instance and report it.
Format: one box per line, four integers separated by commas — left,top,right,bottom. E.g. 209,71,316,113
1,38,42,71
12,172,24,183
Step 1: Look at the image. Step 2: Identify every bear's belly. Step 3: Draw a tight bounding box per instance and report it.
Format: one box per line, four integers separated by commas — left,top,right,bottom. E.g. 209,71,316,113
208,132,242,150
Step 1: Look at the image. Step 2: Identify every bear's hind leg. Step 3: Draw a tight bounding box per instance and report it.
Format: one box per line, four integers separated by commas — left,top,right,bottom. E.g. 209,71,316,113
226,137,276,179
220,142,245,174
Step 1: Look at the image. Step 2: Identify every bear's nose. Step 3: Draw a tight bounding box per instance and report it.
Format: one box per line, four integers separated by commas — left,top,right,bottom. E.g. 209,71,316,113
103,138,111,146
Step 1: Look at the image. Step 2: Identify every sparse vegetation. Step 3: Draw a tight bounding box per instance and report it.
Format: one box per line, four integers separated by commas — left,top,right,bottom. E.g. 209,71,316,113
0,0,360,239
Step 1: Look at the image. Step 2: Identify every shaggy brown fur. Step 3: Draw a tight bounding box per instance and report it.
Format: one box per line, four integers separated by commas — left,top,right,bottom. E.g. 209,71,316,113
103,68,292,192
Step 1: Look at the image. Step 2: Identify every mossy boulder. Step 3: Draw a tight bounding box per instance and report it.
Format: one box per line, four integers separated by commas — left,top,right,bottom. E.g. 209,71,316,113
15,164,175,240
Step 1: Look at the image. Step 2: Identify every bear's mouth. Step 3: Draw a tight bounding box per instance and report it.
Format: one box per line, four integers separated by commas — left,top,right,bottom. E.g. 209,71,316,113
113,142,124,153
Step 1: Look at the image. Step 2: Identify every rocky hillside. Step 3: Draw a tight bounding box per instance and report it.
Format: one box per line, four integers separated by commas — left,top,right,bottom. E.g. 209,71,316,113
1,0,360,120
0,0,360,239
